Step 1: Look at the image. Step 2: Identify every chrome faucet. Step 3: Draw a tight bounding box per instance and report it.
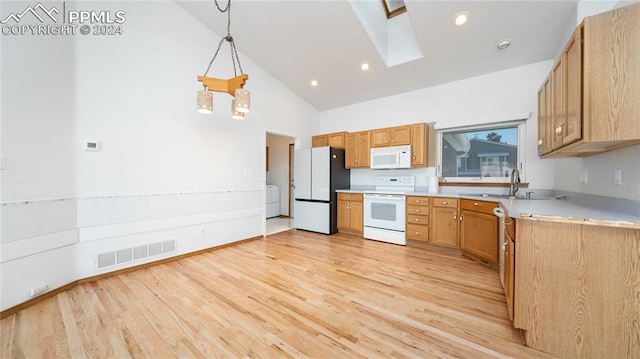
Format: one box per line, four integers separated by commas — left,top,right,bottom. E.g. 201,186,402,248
509,168,520,197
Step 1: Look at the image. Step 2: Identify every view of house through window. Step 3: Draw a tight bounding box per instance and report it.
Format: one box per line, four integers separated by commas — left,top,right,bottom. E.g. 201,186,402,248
441,126,518,179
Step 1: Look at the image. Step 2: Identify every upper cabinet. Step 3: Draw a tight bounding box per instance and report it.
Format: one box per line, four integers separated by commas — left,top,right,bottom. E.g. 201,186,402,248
371,125,411,148
345,131,371,169
538,3,640,158
410,123,428,167
312,132,347,148
313,123,432,169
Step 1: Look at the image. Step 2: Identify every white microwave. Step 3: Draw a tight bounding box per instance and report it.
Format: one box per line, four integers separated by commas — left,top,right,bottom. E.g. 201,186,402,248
370,145,412,169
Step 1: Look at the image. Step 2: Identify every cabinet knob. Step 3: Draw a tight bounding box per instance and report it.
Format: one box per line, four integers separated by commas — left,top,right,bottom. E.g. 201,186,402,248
415,218,420,222
441,201,448,205
555,126,563,135
414,232,420,235
453,214,457,220
414,209,420,213
538,139,543,146
473,202,481,206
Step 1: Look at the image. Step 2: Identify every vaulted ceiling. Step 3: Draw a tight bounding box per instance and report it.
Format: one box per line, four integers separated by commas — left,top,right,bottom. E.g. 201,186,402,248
178,0,579,111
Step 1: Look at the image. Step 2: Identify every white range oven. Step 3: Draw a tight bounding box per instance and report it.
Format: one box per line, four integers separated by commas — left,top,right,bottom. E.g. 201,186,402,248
363,176,415,246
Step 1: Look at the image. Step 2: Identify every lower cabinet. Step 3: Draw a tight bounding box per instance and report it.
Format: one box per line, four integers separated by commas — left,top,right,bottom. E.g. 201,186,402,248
337,193,363,235
459,199,499,264
504,215,515,322
430,198,459,248
406,196,430,242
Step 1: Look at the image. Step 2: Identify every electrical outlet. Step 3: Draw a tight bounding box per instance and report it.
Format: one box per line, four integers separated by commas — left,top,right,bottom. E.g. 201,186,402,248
29,282,50,297
580,171,588,184
614,169,622,186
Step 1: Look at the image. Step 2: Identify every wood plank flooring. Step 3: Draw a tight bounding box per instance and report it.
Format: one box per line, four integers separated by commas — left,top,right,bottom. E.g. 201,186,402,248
1,230,556,358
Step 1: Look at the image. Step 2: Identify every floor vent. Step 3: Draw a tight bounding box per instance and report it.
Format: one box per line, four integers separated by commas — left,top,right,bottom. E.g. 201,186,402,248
96,239,176,269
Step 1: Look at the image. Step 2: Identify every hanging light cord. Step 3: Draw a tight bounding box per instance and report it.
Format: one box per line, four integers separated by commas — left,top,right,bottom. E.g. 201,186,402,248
203,0,244,77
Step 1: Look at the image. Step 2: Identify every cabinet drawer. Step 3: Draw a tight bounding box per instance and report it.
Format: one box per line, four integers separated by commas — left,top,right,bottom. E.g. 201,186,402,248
407,204,429,215
337,193,362,202
406,223,429,241
432,198,458,208
407,214,429,225
406,196,430,206
460,199,497,214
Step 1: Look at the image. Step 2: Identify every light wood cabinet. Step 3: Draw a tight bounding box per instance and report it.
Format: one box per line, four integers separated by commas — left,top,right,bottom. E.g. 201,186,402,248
312,132,347,148
536,77,552,156
345,131,370,168
538,3,640,157
410,123,428,167
514,217,640,359
459,199,499,264
371,125,411,148
550,57,565,151
406,196,430,242
430,198,459,248
337,193,363,234
504,214,515,322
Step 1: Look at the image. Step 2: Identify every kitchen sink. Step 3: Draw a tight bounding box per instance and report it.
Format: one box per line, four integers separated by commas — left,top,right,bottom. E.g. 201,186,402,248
458,193,557,200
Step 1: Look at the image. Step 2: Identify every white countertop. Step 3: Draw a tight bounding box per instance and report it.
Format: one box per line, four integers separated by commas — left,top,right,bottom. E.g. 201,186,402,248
337,189,640,226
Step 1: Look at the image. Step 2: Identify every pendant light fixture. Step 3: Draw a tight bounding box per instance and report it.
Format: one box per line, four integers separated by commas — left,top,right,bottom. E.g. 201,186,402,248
197,0,250,118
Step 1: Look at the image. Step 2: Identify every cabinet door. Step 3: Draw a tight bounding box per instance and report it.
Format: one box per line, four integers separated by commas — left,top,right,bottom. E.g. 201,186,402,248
585,4,640,142
345,133,358,169
327,132,346,148
349,201,363,232
460,210,498,263
389,126,411,146
312,135,328,148
337,200,350,230
551,58,565,150
563,27,582,146
430,207,459,248
537,78,552,156
370,129,390,147
356,131,371,167
410,123,427,167
505,226,515,322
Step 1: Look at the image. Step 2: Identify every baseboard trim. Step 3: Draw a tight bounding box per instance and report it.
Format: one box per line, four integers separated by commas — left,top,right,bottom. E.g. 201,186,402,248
0,236,261,319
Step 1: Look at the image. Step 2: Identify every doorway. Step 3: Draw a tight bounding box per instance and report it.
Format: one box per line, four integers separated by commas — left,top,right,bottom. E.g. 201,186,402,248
266,132,295,235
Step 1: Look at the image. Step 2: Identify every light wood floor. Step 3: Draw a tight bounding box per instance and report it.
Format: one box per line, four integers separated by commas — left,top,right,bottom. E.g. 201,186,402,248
1,230,555,358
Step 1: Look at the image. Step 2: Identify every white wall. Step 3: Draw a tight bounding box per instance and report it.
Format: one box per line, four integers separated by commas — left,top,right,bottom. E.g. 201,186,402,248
318,60,555,190
266,133,294,216
1,1,318,311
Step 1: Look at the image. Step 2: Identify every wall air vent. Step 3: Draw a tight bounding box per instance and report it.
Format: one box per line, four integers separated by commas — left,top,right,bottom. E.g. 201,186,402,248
96,238,177,270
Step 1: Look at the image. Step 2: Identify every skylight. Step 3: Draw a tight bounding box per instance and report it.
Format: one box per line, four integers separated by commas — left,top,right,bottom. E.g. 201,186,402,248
382,0,407,19
349,0,423,68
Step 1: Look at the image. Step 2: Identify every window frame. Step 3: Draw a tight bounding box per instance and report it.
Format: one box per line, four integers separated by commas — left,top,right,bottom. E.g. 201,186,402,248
436,121,527,184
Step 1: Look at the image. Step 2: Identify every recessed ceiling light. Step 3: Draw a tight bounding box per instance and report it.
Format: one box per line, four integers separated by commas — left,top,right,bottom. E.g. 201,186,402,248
360,62,370,71
310,80,318,87
453,12,469,26
497,40,511,50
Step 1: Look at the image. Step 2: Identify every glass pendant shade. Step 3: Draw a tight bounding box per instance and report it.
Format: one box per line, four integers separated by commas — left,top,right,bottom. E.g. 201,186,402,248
231,99,244,120
234,88,251,113
197,90,213,114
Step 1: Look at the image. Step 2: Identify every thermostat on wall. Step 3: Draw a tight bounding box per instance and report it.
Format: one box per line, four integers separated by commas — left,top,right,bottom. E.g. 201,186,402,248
83,141,101,151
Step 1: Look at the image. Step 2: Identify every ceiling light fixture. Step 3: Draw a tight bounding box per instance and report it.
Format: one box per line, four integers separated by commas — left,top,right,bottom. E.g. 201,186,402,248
360,62,370,71
311,80,318,87
453,12,469,26
197,0,250,117
497,39,511,50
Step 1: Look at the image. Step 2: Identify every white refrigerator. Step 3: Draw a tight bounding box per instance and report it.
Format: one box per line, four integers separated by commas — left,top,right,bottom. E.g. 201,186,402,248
293,147,350,234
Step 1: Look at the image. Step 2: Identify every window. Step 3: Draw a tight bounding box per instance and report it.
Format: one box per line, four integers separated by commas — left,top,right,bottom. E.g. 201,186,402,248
382,0,406,19
437,122,526,183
